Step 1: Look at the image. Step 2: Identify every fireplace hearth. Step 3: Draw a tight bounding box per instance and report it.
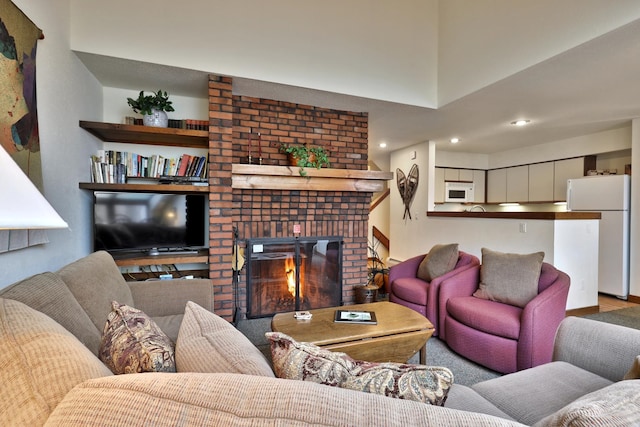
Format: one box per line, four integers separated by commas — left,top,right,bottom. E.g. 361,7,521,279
246,237,343,318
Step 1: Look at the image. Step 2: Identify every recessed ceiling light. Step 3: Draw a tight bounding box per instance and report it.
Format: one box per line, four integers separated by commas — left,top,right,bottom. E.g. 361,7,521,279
450,138,460,143
379,142,387,148
511,119,530,126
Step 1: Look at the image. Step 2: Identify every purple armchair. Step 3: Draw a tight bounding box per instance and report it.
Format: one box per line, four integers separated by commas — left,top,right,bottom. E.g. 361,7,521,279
388,251,479,337
442,262,570,374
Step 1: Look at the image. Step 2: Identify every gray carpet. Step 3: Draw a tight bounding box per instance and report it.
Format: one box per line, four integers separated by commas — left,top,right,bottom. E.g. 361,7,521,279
235,305,640,388
582,305,640,330
235,316,501,387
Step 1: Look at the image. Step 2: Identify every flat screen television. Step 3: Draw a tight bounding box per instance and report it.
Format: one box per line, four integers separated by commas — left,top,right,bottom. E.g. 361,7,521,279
93,192,206,255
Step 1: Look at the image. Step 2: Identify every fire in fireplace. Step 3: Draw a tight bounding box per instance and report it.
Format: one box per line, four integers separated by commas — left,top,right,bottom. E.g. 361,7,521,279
246,237,343,318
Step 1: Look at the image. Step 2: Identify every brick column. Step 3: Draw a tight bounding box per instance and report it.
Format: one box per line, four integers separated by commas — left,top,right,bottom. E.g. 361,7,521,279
208,75,234,320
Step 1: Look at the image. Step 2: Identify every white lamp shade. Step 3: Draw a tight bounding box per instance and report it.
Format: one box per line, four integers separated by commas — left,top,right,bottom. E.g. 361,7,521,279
0,147,68,229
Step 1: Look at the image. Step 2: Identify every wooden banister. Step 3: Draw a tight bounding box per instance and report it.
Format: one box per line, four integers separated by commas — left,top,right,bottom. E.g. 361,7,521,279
370,188,390,211
372,226,389,251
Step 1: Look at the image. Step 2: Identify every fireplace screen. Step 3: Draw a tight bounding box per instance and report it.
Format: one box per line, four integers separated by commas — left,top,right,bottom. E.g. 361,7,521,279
246,237,343,318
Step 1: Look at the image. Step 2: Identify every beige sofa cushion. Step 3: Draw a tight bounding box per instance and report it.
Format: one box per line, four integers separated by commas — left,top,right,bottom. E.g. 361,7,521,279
57,251,134,333
176,301,274,376
0,272,102,354
46,373,523,427
534,380,640,427
0,298,112,426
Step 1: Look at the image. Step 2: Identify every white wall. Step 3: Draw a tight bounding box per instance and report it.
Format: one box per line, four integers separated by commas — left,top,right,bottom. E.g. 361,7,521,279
630,118,640,299
420,217,599,310
1,0,103,287
100,87,210,160
389,141,431,261
434,150,489,170
69,0,439,109
438,0,640,106
102,87,208,124
488,126,631,169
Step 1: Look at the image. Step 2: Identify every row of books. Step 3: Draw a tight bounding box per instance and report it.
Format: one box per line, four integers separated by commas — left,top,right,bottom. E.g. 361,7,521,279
90,150,208,184
124,116,208,130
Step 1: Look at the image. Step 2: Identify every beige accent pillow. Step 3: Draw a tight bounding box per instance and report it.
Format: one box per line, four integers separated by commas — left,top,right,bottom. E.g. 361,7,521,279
99,301,176,374
417,243,459,282
0,298,112,426
175,301,274,376
266,331,453,405
624,355,640,380
534,380,640,427
473,248,544,308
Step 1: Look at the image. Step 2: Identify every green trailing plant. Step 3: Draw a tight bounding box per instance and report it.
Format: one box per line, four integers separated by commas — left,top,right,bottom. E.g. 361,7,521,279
280,143,330,177
127,90,175,116
368,239,389,292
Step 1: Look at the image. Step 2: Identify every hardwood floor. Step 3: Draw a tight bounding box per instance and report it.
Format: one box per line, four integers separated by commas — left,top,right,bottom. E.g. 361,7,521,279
598,293,639,312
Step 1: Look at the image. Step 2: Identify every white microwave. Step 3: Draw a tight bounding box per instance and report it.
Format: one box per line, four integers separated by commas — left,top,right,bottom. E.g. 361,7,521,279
445,182,475,202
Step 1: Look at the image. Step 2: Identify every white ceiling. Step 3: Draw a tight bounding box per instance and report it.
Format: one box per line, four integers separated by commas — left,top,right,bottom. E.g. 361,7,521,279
76,16,640,165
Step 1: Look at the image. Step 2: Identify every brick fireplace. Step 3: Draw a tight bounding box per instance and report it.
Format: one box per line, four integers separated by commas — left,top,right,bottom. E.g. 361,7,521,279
207,74,382,321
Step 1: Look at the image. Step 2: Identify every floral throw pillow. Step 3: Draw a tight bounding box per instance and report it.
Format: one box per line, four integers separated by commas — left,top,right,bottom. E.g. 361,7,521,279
99,301,176,374
266,331,453,406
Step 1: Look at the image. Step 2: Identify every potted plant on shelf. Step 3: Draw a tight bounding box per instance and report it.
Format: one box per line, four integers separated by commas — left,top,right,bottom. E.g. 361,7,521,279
280,143,330,177
127,90,175,128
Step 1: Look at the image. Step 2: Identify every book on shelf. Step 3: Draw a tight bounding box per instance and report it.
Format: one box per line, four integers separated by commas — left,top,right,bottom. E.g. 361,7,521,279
89,150,208,184
124,117,208,130
334,310,377,325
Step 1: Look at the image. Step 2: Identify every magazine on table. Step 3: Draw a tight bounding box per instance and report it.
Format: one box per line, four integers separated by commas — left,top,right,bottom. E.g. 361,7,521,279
334,310,377,324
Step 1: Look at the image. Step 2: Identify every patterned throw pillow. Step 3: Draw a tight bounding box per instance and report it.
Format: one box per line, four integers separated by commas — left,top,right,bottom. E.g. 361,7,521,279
266,331,453,406
417,243,459,282
99,301,176,374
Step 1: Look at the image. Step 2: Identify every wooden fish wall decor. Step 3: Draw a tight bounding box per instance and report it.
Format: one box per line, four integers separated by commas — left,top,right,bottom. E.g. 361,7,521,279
396,164,419,220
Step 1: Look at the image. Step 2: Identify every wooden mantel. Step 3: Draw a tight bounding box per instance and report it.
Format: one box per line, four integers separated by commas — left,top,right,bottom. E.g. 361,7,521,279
232,164,393,192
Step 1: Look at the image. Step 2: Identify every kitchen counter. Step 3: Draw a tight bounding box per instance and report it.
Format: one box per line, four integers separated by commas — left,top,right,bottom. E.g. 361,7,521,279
422,210,601,310
426,211,601,220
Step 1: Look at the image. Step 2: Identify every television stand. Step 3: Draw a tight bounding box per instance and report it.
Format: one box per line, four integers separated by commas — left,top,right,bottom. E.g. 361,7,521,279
148,247,200,256
112,248,209,269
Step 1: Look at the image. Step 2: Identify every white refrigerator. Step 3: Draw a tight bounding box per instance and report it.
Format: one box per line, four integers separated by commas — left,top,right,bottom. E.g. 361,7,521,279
566,174,630,299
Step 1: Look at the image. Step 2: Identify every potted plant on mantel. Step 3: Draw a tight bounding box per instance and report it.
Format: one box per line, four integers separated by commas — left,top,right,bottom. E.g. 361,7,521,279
280,143,330,177
127,90,175,128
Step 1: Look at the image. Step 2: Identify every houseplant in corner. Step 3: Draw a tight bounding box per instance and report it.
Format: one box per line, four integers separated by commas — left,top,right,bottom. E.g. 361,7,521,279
127,90,175,127
280,143,330,177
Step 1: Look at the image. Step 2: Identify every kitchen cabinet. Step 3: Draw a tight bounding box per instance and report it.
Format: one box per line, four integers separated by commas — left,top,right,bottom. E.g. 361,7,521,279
473,170,486,203
487,169,507,203
435,167,445,203
506,165,529,202
554,156,595,201
435,167,483,203
529,162,554,202
486,155,595,204
443,168,473,182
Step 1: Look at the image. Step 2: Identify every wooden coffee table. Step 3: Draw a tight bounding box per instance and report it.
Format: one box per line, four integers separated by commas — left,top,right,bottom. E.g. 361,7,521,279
271,301,434,364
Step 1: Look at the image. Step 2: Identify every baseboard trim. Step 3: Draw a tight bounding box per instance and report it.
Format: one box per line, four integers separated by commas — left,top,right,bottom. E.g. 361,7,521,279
628,294,640,304
566,305,599,317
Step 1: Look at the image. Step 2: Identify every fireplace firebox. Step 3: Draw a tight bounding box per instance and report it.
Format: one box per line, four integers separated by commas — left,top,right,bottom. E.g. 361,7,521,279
246,237,343,318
